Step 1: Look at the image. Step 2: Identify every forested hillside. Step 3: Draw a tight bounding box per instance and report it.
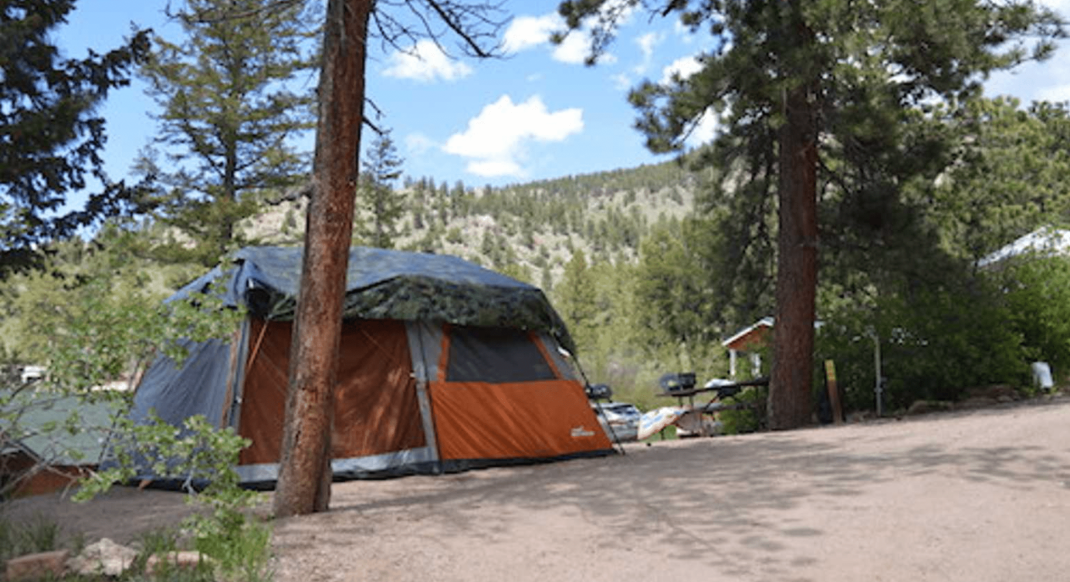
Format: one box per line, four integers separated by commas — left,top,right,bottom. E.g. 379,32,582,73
252,161,694,282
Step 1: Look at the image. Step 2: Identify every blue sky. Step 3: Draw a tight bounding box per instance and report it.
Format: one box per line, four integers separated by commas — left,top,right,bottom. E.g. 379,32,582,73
57,0,1070,194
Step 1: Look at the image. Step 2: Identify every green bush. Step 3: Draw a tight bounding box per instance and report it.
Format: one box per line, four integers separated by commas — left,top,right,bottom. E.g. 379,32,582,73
816,281,1028,413
719,387,767,434
999,254,1070,377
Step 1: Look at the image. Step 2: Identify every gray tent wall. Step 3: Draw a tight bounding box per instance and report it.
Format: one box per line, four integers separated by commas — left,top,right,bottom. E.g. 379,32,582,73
129,337,238,431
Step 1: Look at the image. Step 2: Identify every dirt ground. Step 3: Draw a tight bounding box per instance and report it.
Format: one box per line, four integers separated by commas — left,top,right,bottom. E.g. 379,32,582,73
7,396,1070,582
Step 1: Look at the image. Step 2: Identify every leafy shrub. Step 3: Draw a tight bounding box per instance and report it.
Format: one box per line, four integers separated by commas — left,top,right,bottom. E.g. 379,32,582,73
816,280,1027,413
998,254,1070,378
719,387,767,434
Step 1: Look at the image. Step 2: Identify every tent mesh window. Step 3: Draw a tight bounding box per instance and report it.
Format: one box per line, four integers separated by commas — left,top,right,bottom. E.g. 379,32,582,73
445,327,556,383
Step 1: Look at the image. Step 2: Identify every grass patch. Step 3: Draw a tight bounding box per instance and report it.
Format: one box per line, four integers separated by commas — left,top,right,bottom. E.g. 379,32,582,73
0,511,273,582
0,512,62,562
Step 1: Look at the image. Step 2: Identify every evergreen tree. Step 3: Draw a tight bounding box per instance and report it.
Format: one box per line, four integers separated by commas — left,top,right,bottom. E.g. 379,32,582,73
555,249,598,354
0,0,149,278
929,98,1070,262
138,0,318,266
633,220,717,362
356,128,406,248
559,0,1063,429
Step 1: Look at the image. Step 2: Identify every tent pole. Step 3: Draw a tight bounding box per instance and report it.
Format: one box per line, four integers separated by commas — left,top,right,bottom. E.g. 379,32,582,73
570,354,627,456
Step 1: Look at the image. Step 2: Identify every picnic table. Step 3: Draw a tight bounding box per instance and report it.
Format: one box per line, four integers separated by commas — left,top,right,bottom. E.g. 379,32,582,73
657,376,769,408
654,376,770,437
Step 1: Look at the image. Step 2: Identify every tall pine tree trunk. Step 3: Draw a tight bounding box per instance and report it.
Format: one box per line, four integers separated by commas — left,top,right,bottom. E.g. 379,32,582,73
274,0,372,518
768,3,819,431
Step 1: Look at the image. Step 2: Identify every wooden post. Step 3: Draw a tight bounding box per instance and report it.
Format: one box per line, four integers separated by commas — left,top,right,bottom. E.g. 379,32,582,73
825,360,842,424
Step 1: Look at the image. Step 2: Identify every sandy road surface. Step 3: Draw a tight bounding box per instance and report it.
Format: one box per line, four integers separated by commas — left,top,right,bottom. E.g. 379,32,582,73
271,399,1070,582
7,397,1070,581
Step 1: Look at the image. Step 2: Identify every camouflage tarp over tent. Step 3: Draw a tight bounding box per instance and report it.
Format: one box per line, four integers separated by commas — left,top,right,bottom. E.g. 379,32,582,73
127,246,611,485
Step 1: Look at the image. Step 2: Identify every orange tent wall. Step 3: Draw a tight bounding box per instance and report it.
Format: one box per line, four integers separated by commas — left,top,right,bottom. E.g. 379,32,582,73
428,330,611,461
238,318,425,466
429,379,611,460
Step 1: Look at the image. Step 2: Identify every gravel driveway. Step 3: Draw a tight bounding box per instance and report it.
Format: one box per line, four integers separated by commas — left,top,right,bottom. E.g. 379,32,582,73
272,397,1070,582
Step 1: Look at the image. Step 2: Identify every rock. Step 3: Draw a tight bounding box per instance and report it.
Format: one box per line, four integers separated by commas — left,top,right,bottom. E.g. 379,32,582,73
956,396,998,410
907,400,936,415
68,538,138,577
6,550,70,582
145,551,210,575
966,384,1018,401
847,410,875,423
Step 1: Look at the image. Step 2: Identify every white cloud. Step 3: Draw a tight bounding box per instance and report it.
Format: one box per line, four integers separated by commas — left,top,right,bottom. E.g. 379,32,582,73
633,31,659,64
504,11,618,65
1039,0,1070,14
674,19,695,43
444,95,584,177
601,0,638,28
553,31,615,65
383,40,472,83
611,72,632,91
469,159,523,177
405,133,435,155
503,14,562,54
634,32,662,74
1038,82,1070,103
661,55,703,85
552,32,589,64
685,108,720,148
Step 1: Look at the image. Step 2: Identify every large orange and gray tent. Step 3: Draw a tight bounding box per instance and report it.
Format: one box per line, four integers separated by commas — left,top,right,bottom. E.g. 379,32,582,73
127,246,612,485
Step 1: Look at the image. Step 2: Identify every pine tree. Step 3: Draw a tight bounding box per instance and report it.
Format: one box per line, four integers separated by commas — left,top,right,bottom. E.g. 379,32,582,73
0,0,149,278
138,0,318,266
356,128,405,249
555,249,598,354
559,0,1063,429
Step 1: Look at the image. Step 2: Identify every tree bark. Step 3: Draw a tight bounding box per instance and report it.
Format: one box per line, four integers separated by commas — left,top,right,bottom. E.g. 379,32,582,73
768,4,819,431
273,0,372,518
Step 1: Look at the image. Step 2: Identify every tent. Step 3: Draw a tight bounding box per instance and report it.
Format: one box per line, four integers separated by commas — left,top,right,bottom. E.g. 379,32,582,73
127,246,612,485
1,390,114,497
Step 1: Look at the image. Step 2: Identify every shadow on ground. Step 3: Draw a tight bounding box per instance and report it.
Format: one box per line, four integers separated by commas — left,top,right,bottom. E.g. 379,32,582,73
272,398,1070,581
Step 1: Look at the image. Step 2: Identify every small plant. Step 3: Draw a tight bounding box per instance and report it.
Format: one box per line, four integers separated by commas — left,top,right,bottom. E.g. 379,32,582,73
0,513,12,562
139,527,182,555
77,413,272,582
0,513,62,562
719,387,767,435
190,505,272,582
20,514,61,554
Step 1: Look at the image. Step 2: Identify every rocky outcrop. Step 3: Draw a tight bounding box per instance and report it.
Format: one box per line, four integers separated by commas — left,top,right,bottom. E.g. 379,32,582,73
4,550,69,582
4,538,209,580
67,538,138,577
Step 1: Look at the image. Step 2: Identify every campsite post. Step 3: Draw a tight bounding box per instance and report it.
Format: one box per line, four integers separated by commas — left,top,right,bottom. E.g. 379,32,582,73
274,0,373,517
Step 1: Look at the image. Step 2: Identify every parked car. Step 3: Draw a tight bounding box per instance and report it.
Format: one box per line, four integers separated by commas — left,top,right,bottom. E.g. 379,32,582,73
591,402,642,442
